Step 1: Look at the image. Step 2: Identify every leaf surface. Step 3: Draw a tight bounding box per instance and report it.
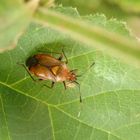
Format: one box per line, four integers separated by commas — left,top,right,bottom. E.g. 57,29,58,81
0,0,39,52
35,7,140,68
107,0,140,13
0,7,140,140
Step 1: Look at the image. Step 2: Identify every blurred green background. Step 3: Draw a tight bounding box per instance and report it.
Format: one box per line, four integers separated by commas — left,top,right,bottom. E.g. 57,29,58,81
56,0,140,38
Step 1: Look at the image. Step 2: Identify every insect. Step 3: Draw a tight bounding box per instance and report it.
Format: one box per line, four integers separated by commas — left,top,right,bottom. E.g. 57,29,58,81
18,49,95,102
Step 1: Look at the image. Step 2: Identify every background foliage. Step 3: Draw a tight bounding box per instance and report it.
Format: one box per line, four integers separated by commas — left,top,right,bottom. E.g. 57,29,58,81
0,0,140,140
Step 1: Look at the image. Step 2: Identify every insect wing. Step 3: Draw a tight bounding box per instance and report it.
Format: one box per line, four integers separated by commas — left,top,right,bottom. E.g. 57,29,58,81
30,64,56,81
35,54,62,67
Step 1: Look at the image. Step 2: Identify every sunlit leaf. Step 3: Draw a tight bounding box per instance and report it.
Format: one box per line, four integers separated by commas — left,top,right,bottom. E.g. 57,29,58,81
0,7,140,140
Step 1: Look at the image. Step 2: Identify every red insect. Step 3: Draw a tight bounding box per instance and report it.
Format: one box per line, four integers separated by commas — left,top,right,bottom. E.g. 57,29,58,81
19,49,95,102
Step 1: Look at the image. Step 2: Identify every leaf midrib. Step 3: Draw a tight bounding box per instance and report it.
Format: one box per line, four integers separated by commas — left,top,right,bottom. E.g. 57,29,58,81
0,81,139,140
1,81,140,106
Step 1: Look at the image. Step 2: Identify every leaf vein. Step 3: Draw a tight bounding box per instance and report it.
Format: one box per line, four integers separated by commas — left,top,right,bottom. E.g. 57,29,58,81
0,94,11,140
48,106,56,140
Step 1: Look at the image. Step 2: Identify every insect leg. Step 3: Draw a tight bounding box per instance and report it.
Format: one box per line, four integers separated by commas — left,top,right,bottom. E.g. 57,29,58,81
17,63,36,82
74,81,82,103
62,49,68,64
70,69,78,73
63,81,67,90
56,49,68,64
38,48,68,63
57,53,63,61
44,82,55,89
77,62,95,77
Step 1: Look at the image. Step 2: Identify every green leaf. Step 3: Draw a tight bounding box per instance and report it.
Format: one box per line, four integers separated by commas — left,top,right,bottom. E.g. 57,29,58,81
55,0,102,14
107,0,140,13
0,0,39,52
34,7,140,68
56,0,140,14
56,0,135,19
0,7,140,140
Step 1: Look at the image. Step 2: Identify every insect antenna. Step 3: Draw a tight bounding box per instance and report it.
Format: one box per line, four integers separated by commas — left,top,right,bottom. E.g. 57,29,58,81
76,61,95,77
74,81,82,103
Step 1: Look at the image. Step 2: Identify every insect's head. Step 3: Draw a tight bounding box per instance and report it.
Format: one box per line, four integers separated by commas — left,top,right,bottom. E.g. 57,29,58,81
68,70,77,82
66,70,82,102
69,72,77,81
26,55,38,68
